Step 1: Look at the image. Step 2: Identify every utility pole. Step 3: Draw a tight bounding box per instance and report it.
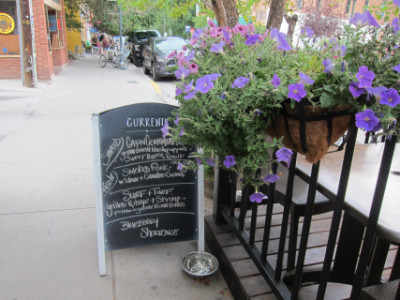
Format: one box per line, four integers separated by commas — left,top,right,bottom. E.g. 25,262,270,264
18,0,34,88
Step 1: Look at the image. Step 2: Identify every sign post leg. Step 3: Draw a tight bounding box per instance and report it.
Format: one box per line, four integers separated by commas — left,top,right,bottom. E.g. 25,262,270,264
197,165,205,252
92,114,107,276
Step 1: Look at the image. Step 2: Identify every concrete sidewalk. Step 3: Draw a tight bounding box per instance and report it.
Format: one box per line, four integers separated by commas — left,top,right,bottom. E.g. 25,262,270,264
0,56,232,300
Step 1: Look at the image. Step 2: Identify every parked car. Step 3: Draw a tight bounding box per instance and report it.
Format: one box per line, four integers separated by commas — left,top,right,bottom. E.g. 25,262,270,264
128,30,161,66
142,36,187,81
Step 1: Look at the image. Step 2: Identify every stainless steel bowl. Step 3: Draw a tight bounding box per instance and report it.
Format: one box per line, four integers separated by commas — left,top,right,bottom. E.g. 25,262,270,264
182,251,219,278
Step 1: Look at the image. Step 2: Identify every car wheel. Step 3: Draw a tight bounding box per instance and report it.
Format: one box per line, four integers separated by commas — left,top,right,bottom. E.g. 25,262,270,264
152,64,160,81
143,61,150,75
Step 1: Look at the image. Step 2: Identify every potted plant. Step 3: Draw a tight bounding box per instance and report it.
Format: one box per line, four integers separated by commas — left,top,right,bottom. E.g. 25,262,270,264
162,4,400,201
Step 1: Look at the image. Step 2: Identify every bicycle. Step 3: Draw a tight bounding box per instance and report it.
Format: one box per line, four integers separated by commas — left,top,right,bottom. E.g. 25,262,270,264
99,48,129,70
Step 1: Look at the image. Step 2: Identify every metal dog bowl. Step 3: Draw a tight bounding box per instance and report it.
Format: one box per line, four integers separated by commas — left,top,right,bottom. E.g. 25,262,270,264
182,251,219,278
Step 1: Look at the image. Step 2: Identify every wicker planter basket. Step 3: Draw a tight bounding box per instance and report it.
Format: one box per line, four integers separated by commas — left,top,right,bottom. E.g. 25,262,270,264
266,101,354,163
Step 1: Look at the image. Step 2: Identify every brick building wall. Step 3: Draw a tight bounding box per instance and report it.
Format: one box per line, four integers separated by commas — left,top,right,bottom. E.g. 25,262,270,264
0,0,68,82
0,57,20,79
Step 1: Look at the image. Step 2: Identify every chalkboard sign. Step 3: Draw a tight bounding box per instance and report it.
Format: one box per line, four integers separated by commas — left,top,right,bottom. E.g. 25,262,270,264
93,103,199,256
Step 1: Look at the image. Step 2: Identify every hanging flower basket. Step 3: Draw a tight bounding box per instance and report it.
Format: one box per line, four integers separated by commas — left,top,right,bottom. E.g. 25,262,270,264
266,101,354,163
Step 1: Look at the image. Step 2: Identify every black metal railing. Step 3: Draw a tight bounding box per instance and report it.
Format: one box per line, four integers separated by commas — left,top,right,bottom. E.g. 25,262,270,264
212,125,398,299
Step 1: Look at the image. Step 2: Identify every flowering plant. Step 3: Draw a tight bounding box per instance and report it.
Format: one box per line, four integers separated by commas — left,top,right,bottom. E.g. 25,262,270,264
163,4,400,198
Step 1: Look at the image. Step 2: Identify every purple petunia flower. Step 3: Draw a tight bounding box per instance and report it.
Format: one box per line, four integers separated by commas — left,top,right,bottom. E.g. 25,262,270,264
206,158,215,167
349,81,366,98
174,113,179,125
185,50,195,62
270,28,292,51
367,86,387,101
350,12,368,26
380,88,400,107
394,0,400,8
176,87,183,96
263,174,280,183
276,148,293,163
188,63,198,74
232,77,250,88
195,76,215,94
299,72,314,84
249,192,268,203
340,45,346,57
392,63,400,72
392,17,400,33
271,73,281,87
365,11,380,27
220,92,227,100
288,83,307,102
161,120,170,138
179,127,184,136
303,26,315,38
207,73,222,81
355,109,380,131
195,157,202,165
192,28,203,39
184,91,196,100
210,41,226,53
245,34,260,45
177,162,184,171
356,66,375,88
184,80,194,93
175,67,190,80
322,59,335,73
223,29,232,41
223,155,236,168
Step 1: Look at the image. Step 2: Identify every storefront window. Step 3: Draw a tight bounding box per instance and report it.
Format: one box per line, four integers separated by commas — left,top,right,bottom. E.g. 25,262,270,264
46,6,63,51
0,0,20,55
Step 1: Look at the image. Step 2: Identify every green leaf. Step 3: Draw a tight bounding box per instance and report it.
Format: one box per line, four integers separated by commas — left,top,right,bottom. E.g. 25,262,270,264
320,93,335,108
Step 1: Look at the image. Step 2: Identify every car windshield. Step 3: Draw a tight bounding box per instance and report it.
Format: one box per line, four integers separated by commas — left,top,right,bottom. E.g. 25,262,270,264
155,38,186,54
136,31,159,41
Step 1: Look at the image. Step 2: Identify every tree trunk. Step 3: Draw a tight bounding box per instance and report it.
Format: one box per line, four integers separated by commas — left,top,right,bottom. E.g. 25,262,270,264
284,14,298,41
266,0,285,30
211,0,227,27
20,0,34,88
222,0,238,28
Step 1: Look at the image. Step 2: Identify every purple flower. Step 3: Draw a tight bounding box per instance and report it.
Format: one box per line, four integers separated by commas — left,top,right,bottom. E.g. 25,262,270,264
207,73,221,81
208,20,217,27
349,82,366,98
195,157,202,165
176,87,183,96
288,83,307,102
192,28,203,39
395,0,400,8
232,77,250,88
367,86,387,101
263,174,280,183
177,162,184,171
179,127,184,136
271,73,281,87
392,63,400,72
175,67,190,80
185,50,195,62
220,92,227,100
270,28,292,51
184,91,196,100
249,192,268,203
392,17,400,33
299,72,314,84
195,76,215,94
380,88,400,107
254,109,263,116
356,66,375,88
302,26,315,37
365,11,380,28
276,148,293,163
355,109,380,131
161,120,170,138
174,113,179,125
206,158,215,167
223,29,232,41
184,80,194,93
223,155,236,168
322,59,335,73
245,34,260,45
340,45,346,57
210,41,225,53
